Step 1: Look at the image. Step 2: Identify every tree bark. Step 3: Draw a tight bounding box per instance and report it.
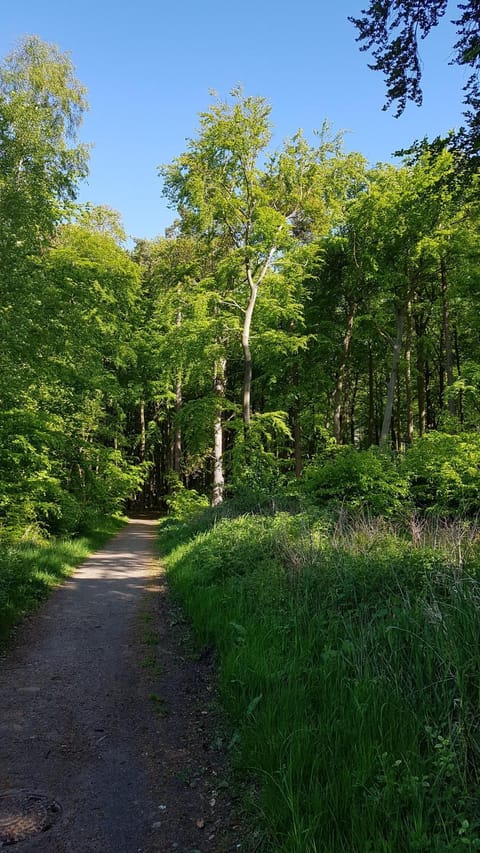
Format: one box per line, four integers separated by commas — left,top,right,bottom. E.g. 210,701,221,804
395,373,402,451
174,310,182,475
292,361,302,477
380,305,404,448
242,249,275,431
139,400,146,462
415,319,427,437
174,380,182,475
425,359,435,429
441,257,455,416
349,372,359,445
242,285,257,430
333,302,356,444
454,326,464,424
367,343,375,448
212,358,226,506
405,300,414,444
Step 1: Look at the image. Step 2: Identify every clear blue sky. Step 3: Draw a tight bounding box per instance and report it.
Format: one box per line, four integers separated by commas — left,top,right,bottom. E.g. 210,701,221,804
0,0,468,241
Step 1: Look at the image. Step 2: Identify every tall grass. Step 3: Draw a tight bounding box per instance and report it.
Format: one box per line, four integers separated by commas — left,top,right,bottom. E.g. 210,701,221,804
159,509,480,851
0,513,125,644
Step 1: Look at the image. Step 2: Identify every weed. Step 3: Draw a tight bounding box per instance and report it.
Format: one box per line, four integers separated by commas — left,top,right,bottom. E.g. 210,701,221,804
149,692,167,716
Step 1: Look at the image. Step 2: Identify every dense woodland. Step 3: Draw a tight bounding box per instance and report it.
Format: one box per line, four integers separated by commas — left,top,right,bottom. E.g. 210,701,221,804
4,29,480,852
2,36,480,537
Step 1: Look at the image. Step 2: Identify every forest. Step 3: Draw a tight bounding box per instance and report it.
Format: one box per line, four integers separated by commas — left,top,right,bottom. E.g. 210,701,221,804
2,30,480,851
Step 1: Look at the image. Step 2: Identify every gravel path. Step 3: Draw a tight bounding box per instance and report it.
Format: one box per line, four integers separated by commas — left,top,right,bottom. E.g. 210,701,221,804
0,518,240,852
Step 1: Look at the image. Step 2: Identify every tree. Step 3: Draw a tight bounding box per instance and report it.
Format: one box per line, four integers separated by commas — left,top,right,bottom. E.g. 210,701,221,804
161,89,344,436
349,2,480,156
0,36,88,256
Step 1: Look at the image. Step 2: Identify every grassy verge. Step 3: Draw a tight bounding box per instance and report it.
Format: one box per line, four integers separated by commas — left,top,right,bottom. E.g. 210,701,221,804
0,513,126,644
159,509,480,852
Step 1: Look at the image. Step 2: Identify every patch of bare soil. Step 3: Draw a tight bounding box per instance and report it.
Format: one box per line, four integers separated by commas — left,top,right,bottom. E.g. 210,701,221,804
0,518,247,852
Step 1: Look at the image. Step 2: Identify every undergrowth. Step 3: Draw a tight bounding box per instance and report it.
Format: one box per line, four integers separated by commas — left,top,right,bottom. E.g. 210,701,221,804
159,507,480,852
0,513,125,644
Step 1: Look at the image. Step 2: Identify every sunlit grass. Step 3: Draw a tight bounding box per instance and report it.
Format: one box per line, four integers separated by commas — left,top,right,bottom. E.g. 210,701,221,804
159,508,480,852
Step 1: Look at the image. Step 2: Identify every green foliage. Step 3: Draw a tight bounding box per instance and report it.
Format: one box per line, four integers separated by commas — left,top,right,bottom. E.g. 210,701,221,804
160,508,480,852
303,446,409,516
230,412,291,510
164,477,209,519
402,431,480,515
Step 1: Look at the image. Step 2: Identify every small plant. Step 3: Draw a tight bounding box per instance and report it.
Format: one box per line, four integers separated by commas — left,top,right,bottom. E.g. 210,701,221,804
149,692,168,717
164,476,209,519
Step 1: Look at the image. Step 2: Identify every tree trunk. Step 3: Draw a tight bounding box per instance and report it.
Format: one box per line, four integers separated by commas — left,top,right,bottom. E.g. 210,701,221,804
174,379,182,475
441,257,455,416
139,399,146,462
212,357,226,506
242,283,258,430
395,373,402,451
405,301,414,444
174,309,182,475
426,359,435,430
349,372,359,445
367,343,375,447
454,326,464,424
416,321,427,437
333,302,356,444
291,361,303,477
242,250,275,431
380,305,404,448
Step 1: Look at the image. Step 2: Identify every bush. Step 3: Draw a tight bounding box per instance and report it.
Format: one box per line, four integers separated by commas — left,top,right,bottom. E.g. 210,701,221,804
164,477,209,519
302,446,409,517
402,431,480,515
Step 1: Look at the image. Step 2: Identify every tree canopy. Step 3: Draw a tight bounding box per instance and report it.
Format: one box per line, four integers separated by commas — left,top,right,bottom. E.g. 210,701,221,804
349,1,480,156
0,37,479,529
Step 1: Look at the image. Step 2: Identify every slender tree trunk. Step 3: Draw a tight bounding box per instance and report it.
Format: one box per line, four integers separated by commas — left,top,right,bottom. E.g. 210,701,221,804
174,379,182,475
454,326,464,424
441,258,455,416
380,305,404,448
426,359,435,429
292,361,302,477
139,399,147,510
395,374,402,451
349,372,359,445
212,357,226,506
367,343,375,448
139,399,146,462
242,250,275,432
174,310,182,475
333,302,356,444
405,300,414,444
242,283,258,430
416,320,427,437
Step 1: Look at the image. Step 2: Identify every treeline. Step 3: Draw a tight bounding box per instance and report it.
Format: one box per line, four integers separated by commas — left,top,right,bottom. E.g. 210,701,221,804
0,38,144,535
2,38,480,538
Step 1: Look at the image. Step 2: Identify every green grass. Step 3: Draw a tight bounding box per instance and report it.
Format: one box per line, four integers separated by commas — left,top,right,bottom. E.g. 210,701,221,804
0,513,126,644
159,509,480,852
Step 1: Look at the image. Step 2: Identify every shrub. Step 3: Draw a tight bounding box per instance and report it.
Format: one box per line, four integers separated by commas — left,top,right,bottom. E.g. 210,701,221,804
302,446,409,517
402,431,480,515
164,477,209,519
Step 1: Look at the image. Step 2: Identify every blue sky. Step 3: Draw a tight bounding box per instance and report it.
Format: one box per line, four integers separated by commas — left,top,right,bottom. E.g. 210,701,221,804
0,0,468,241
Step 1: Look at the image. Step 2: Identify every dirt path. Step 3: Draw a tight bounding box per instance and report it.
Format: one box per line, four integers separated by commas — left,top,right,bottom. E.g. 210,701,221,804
0,518,242,852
